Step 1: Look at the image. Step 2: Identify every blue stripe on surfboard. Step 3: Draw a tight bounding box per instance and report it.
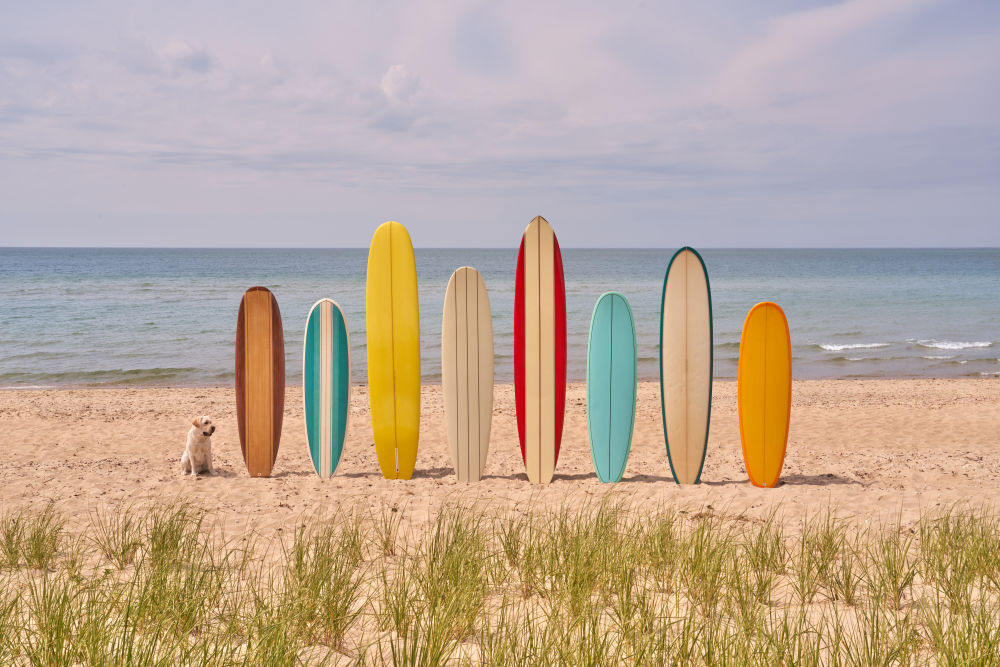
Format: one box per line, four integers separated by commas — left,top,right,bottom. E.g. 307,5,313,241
586,292,637,483
329,303,349,473
304,303,323,477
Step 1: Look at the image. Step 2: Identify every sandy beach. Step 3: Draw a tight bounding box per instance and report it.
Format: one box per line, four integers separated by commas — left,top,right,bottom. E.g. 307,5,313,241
2,379,998,537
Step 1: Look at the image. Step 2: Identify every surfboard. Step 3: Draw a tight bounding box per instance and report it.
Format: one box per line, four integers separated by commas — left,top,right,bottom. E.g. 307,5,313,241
366,221,420,480
586,292,637,483
303,299,351,479
514,216,567,484
441,267,494,482
660,247,713,484
737,302,791,488
235,286,284,478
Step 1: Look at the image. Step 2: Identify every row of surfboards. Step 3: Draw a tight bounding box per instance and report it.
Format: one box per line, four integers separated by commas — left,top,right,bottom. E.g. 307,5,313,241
235,217,791,487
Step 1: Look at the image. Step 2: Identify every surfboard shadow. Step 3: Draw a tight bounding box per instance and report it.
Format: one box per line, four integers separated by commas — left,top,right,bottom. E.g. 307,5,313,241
699,474,858,487
480,472,531,482
411,467,454,480
551,472,601,482
777,473,858,486
621,473,683,484
267,470,315,479
338,471,386,479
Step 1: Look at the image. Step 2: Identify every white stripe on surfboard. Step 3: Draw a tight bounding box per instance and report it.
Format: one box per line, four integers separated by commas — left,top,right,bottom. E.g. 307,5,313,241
319,300,331,478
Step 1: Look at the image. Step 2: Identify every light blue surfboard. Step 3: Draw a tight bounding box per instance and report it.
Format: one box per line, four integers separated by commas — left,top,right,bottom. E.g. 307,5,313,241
586,292,637,483
303,299,351,478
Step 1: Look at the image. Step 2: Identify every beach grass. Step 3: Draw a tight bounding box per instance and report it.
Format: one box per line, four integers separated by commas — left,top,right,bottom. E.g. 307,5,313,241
0,500,997,664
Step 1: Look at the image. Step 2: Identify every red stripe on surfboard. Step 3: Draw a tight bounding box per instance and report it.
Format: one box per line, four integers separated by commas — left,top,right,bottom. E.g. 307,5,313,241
514,235,527,464
552,234,566,465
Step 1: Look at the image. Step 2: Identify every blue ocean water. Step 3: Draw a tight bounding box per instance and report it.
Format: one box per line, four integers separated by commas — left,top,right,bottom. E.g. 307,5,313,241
0,248,998,387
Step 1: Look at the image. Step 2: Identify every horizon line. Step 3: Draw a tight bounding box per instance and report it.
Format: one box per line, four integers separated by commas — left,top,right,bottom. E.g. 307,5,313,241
3,245,1000,251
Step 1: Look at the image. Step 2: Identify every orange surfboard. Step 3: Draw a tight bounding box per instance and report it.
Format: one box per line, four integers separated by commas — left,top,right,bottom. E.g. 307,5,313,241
737,302,791,488
235,287,285,478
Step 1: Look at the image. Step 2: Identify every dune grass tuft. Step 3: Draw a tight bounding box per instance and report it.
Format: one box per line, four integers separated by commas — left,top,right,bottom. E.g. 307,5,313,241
0,500,997,664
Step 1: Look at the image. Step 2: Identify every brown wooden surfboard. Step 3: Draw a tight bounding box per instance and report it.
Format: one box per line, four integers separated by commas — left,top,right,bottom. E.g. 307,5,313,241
235,286,285,477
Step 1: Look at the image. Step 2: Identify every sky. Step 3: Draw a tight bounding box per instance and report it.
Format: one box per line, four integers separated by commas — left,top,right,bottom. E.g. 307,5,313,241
0,0,998,247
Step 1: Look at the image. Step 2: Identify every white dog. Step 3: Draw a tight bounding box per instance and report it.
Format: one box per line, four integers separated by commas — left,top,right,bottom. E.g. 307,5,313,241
181,416,216,476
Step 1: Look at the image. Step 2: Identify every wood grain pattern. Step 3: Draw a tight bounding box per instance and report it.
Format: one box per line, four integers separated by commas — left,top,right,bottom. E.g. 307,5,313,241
235,286,284,478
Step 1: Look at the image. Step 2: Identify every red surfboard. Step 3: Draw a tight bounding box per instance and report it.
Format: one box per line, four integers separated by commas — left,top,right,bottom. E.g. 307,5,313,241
514,216,567,484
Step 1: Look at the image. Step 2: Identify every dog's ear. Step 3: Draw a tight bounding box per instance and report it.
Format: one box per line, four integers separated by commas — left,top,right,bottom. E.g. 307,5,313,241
192,417,202,428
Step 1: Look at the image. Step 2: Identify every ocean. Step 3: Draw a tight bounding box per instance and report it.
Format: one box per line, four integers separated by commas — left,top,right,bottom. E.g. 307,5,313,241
1,248,998,387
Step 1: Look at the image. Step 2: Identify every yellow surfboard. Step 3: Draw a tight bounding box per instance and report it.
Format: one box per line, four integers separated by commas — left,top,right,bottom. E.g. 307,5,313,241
737,302,791,488
366,221,420,479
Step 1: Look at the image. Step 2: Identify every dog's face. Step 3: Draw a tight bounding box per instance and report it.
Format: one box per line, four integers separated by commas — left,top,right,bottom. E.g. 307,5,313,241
192,416,216,437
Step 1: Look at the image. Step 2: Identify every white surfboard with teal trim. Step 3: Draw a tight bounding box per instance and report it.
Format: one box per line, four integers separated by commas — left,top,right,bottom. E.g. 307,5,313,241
586,292,637,483
303,299,351,478
660,247,713,484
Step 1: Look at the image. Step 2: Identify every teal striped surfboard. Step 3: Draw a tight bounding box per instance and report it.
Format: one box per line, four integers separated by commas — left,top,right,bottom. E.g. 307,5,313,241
586,292,637,483
303,299,351,478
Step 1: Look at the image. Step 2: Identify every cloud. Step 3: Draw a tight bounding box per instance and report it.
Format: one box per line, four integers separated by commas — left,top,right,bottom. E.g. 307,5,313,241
0,0,996,246
157,40,215,75
705,0,943,110
380,64,419,105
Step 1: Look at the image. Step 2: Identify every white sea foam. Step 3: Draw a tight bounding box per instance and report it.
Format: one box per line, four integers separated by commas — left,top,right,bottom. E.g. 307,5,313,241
914,339,991,350
920,355,955,360
818,343,890,352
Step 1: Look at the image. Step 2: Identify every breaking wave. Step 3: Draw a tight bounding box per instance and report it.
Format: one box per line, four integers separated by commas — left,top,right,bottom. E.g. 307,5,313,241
817,343,890,352
913,340,992,350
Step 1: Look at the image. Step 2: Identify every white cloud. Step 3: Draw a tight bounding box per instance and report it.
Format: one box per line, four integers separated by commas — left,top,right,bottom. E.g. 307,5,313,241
380,64,419,105
0,0,996,246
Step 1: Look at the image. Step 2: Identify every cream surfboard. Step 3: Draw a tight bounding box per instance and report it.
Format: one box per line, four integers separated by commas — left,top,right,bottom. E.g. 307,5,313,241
660,247,713,484
514,216,567,484
303,299,351,479
366,221,420,480
738,301,791,488
441,267,494,482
